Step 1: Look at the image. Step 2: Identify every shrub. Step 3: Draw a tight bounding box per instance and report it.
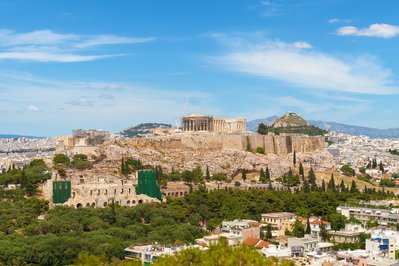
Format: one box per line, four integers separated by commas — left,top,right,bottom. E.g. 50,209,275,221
255,147,265,154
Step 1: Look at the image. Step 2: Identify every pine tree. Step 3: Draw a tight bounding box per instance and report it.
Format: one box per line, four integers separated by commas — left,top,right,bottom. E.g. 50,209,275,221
328,174,336,191
293,150,297,166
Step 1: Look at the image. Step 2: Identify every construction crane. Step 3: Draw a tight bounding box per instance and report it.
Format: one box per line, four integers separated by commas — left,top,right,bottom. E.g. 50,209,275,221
174,98,189,129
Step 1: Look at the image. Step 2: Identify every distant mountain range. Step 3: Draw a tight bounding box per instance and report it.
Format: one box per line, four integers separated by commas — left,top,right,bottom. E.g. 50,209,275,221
247,116,399,138
0,134,43,139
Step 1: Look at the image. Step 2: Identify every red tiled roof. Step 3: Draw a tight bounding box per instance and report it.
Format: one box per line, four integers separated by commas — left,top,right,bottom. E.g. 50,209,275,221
255,240,270,249
310,220,330,225
244,238,270,249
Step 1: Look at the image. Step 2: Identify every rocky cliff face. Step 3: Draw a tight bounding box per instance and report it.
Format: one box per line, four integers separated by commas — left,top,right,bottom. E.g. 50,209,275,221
121,133,325,156
93,133,333,178
98,141,334,178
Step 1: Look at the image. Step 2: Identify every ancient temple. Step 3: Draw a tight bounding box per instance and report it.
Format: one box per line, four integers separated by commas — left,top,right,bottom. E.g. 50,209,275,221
181,114,246,133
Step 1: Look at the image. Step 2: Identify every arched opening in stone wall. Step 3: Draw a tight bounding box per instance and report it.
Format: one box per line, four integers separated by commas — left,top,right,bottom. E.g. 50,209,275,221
86,203,90,207
91,203,95,207
127,200,131,205
76,203,82,208
138,199,143,204
103,202,107,207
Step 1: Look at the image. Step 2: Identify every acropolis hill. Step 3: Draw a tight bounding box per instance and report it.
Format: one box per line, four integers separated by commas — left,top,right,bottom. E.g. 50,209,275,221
55,113,331,178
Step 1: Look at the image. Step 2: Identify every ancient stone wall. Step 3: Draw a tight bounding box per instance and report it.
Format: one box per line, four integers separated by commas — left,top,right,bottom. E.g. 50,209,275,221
126,133,325,155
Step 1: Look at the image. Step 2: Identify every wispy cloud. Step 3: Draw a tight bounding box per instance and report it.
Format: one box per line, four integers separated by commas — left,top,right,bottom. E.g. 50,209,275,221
0,71,216,135
65,97,94,106
328,18,351,24
292,41,312,49
0,29,153,62
259,0,283,17
27,105,39,112
336,23,399,38
208,33,399,95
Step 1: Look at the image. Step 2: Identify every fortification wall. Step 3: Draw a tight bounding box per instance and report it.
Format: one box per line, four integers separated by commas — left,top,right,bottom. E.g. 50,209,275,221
126,133,325,155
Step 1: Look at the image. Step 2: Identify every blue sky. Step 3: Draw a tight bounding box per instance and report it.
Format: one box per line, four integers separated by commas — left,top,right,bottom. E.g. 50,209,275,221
1,0,399,136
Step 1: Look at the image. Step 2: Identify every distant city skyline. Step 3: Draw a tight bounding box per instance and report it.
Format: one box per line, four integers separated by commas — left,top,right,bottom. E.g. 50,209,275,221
1,0,399,136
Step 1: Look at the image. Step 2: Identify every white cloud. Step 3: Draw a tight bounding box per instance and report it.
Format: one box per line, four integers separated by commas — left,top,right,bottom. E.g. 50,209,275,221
103,84,122,91
209,34,399,95
0,29,153,62
328,18,351,24
0,71,217,135
0,29,77,46
292,41,312,49
0,51,114,62
28,105,39,112
74,35,154,48
336,23,399,38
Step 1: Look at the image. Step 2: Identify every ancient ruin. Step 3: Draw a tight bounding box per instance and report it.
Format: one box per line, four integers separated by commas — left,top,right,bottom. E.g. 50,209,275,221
181,114,246,133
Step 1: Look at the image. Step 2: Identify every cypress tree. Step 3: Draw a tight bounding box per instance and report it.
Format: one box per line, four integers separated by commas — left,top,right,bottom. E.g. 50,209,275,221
299,162,304,176
372,158,377,169
293,150,297,166
242,169,247,182
340,179,346,192
321,179,326,192
379,161,384,173
305,219,311,234
206,165,210,181
266,224,273,239
303,180,310,193
265,167,270,180
268,180,273,190
307,168,317,191
121,158,125,175
328,174,336,191
350,180,358,193
259,168,265,183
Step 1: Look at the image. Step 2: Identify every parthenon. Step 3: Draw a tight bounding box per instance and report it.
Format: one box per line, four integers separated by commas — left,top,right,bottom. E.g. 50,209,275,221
181,114,246,133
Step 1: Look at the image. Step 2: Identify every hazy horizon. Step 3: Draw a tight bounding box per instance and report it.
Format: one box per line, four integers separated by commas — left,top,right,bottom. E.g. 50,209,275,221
1,0,399,136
